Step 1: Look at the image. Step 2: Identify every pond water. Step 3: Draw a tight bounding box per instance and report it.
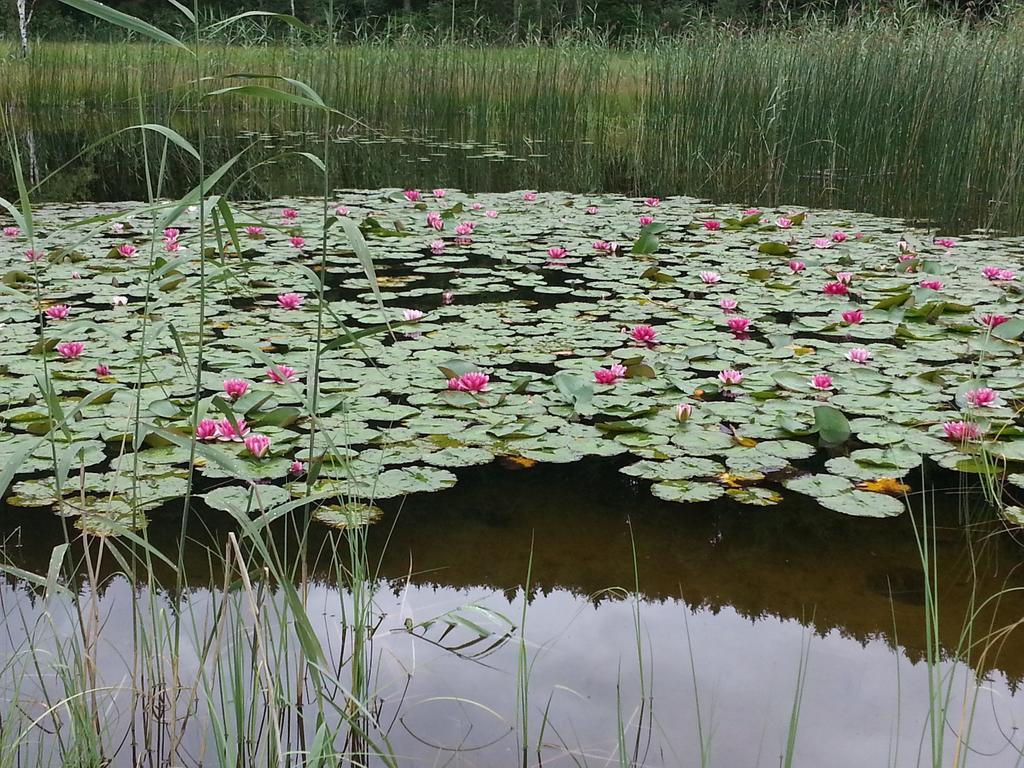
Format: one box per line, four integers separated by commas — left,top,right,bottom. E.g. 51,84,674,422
1,459,1023,766
1,191,1023,764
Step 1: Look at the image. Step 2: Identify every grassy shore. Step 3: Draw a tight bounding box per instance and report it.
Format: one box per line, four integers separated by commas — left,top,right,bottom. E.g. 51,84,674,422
4,22,1024,231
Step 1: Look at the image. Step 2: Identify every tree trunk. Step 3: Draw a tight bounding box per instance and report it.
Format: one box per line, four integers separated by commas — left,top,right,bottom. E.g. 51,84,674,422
16,0,33,57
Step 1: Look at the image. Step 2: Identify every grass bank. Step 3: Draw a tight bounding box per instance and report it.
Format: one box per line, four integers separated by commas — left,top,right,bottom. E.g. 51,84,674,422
3,23,1024,231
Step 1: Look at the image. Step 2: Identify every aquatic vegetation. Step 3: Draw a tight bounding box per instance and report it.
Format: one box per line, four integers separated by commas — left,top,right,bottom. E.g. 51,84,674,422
2,192,1024,528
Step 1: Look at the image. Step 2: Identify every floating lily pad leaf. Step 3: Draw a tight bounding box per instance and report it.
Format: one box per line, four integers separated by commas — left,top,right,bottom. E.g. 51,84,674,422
63,497,146,536
423,446,494,468
850,447,922,470
552,371,594,415
1007,474,1024,490
203,484,291,514
990,441,1024,462
372,467,458,498
671,427,734,455
758,242,791,256
814,406,851,445
992,319,1024,340
1003,506,1024,526
819,491,905,518
650,480,724,504
620,456,723,481
726,487,783,505
314,502,383,529
784,473,854,497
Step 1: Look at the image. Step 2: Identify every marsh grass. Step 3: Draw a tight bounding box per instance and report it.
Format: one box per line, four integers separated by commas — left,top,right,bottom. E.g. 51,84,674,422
4,19,1024,231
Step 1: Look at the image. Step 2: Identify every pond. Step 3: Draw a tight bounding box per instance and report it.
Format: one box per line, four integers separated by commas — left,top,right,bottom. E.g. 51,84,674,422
1,191,1023,765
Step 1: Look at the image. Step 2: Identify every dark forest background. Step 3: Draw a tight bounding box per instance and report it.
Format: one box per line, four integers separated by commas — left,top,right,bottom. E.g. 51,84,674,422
3,0,1013,44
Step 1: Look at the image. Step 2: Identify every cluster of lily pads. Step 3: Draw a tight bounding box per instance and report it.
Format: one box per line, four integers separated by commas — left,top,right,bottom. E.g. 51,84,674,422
1,190,1023,532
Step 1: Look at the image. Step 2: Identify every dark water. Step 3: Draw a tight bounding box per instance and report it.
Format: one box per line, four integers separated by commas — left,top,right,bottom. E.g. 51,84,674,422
0,109,1013,235
2,458,1023,766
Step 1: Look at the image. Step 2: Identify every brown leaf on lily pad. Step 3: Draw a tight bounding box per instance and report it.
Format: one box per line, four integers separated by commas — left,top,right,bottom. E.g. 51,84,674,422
856,477,911,496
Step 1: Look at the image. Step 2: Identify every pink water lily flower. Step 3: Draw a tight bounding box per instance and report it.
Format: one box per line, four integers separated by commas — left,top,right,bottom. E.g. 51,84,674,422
111,295,128,307
943,421,981,441
163,228,180,241
244,433,271,458
95,363,111,377
281,208,299,221
289,236,306,250
810,373,834,391
585,206,599,215
812,238,833,249
934,237,956,249
111,222,125,233
403,189,421,202
742,208,762,216
718,369,743,386
522,192,537,202
485,210,498,218
674,403,693,422
117,244,137,258
195,419,218,441
164,240,182,252
56,341,84,359
983,266,1015,281
223,379,249,400
629,324,658,344
448,372,490,392
919,279,943,290
830,231,848,243
547,246,568,259
835,272,853,285
594,364,627,385
426,212,444,231
727,316,751,334
593,240,612,252
25,249,44,262
2,226,19,237
703,220,722,231
289,459,306,475
266,364,299,383
776,217,793,229
442,289,454,305
644,197,661,207
430,239,445,254
639,215,655,226
789,260,806,273
700,271,721,284
277,293,303,310
72,271,82,279
823,282,849,296
841,309,863,325
846,347,872,363
45,305,70,320
335,205,349,216
965,387,999,408
432,188,446,198
720,298,739,311
470,202,483,210
215,417,250,442
245,226,264,237
980,314,1009,328
401,308,425,323
454,222,474,237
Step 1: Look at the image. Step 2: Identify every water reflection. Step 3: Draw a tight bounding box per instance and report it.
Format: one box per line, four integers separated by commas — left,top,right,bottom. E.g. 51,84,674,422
1,458,1023,764
1,109,1018,234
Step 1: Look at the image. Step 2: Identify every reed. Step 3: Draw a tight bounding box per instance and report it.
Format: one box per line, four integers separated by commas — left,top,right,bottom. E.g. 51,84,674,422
3,21,1024,232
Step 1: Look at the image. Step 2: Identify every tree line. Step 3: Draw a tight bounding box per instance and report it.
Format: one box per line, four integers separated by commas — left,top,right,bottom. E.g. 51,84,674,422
4,0,1008,47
